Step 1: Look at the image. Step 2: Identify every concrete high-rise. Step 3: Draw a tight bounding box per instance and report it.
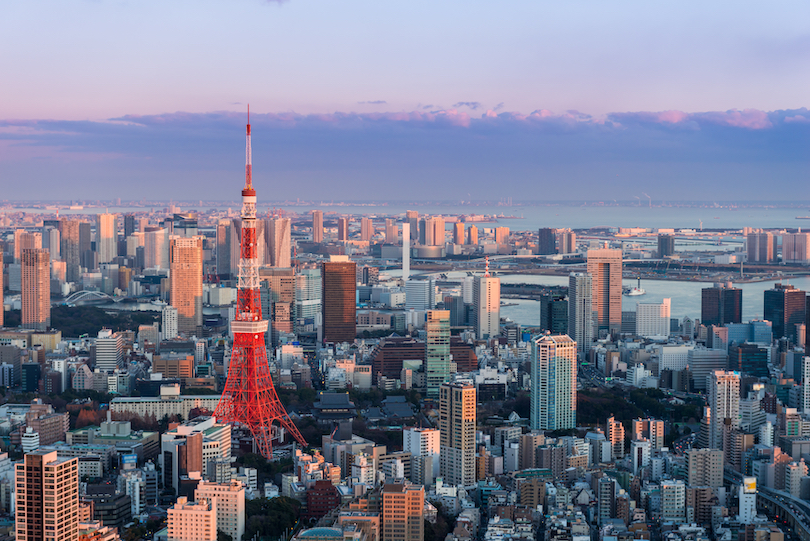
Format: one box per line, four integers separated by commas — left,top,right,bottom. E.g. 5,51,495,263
259,267,296,344
322,256,356,343
453,222,464,245
556,230,576,254
439,382,476,487
424,217,445,246
312,210,324,243
295,267,322,333
425,310,451,397
473,272,500,340
708,370,740,450
568,272,593,354
403,427,440,486
530,334,577,431
657,235,675,258
167,497,217,541
60,220,82,282
495,227,510,245
14,230,42,262
402,223,410,280
747,232,776,263
267,217,291,268
96,213,118,264
195,480,245,541
635,298,671,337
466,225,478,245
701,282,742,326
162,306,179,340
338,217,349,241
606,415,625,460
360,217,373,242
21,249,50,331
764,283,806,341
685,449,724,487
406,210,419,242
537,228,557,255
632,418,665,450
782,233,810,264
170,236,203,335
16,450,79,541
384,219,397,244
144,227,169,269
587,249,623,335
382,483,424,541
216,219,233,279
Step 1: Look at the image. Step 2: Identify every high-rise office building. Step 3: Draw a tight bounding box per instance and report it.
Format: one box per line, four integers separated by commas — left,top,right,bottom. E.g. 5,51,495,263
267,217,291,268
96,213,117,264
337,217,349,242
537,228,557,255
95,329,123,372
568,272,593,354
295,267,322,333
170,236,203,335
78,221,92,269
635,298,671,337
360,217,373,242
657,235,675,258
473,272,500,340
15,450,79,541
406,210,419,242
260,267,296,344
21,249,50,331
439,382,476,487
424,217,445,246
701,282,742,326
495,227,510,245
322,256,356,343
0,269,3,327
144,227,168,269
540,292,568,335
587,249,622,335
425,310,451,397
60,220,82,282
123,214,137,238
453,222,464,245
530,334,577,431
216,218,233,279
382,483,424,541
708,370,740,450
747,232,776,263
466,225,478,245
764,283,806,341
312,210,324,243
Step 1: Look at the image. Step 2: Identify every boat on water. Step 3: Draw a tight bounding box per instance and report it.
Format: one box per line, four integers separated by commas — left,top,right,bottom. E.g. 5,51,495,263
151,299,168,307
797,216,810,220
624,278,646,296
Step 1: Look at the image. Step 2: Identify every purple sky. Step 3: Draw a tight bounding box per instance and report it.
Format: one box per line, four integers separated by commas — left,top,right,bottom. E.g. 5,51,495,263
1,1,809,200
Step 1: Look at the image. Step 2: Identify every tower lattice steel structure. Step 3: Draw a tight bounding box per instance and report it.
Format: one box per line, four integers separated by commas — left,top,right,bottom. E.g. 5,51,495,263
214,110,307,459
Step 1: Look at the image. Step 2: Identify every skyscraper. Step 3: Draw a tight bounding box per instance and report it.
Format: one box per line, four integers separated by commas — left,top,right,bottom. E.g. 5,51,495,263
424,217,445,246
406,210,419,242
657,235,675,258
606,415,625,460
15,450,79,541
473,269,500,340
21,249,50,331
540,292,568,335
466,225,478,245
439,382,476,487
360,217,373,242
568,272,593,354
635,298,671,337
782,233,810,264
495,227,510,245
295,267,322,333
556,229,576,254
267,217,291,268
764,283,806,341
144,227,168,269
312,210,324,243
60,220,82,282
162,306,179,340
537,228,557,255
338,217,349,241
216,218,233,279
170,236,203,335
530,334,577,431
96,213,118,264
747,232,776,263
708,370,740,450
453,222,464,245
701,282,742,326
587,248,623,335
260,267,296,344
425,310,451,397
385,219,397,244
14,230,42,262
322,256,356,343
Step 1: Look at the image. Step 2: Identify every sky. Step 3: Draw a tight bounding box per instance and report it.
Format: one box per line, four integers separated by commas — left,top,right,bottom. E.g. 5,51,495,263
1,0,809,201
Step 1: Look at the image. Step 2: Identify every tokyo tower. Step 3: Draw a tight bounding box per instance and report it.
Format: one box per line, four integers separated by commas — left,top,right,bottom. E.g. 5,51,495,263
214,109,307,459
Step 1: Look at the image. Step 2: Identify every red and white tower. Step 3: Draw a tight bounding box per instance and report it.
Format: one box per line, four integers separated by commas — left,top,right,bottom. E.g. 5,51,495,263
214,110,307,459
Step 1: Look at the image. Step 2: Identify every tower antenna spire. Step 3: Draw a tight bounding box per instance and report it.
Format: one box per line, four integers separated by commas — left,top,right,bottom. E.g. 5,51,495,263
245,105,252,189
